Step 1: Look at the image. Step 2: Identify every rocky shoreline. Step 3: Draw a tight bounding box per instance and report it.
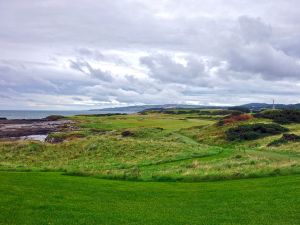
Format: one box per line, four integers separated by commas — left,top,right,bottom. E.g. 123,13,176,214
0,116,74,141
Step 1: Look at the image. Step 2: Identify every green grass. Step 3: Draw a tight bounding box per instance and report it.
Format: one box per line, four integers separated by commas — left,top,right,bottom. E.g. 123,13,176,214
1,113,300,181
1,112,300,224
75,113,213,131
0,172,299,225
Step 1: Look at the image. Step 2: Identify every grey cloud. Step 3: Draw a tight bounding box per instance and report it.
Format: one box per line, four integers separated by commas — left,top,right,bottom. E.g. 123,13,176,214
140,54,206,85
227,43,300,80
70,60,113,82
0,65,58,93
74,48,126,65
0,60,96,97
1,0,300,109
238,16,272,43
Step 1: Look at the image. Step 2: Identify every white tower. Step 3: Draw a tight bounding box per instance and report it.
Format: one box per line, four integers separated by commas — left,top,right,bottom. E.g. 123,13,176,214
272,99,275,110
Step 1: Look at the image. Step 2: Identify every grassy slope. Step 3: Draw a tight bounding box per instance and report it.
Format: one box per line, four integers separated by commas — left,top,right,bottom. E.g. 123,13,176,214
0,112,300,181
0,172,299,225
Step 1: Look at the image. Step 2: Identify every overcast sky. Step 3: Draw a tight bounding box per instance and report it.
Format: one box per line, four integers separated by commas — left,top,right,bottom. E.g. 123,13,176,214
1,0,300,109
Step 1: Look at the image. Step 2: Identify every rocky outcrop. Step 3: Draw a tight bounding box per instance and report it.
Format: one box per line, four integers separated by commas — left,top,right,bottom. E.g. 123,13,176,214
0,116,74,140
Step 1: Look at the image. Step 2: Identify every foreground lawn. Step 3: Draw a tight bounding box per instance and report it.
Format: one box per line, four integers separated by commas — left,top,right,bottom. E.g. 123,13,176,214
0,172,299,225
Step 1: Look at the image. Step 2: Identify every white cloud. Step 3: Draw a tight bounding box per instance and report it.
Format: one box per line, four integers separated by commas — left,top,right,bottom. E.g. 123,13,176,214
1,0,300,109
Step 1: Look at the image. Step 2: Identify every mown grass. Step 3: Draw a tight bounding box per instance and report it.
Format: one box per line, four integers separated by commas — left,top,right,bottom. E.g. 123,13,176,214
0,172,299,225
75,113,213,131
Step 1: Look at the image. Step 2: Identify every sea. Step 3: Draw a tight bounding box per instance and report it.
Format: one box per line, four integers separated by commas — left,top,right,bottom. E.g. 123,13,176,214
0,110,131,119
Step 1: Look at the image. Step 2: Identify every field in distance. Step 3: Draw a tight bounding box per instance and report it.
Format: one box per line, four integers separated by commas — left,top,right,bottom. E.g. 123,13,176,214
1,108,300,181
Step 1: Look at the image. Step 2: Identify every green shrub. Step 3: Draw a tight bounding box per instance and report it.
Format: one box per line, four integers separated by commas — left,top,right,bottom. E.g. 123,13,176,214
268,133,300,146
199,110,241,116
226,123,288,141
228,107,250,113
44,115,65,121
255,109,300,124
121,130,135,137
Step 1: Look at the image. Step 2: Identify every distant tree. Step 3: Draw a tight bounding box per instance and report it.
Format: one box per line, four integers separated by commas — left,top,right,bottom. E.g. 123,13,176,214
255,109,300,124
228,107,250,113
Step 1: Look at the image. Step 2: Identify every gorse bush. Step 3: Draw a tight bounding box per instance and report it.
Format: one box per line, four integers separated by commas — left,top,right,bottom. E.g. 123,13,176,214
226,123,288,141
268,133,300,146
217,114,253,126
255,109,300,124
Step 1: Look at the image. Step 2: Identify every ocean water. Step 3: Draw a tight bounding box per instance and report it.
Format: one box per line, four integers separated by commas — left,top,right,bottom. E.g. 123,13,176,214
0,110,130,119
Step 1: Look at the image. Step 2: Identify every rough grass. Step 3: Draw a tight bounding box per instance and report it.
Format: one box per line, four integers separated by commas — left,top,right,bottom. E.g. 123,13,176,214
0,113,300,181
0,134,222,179
0,172,299,225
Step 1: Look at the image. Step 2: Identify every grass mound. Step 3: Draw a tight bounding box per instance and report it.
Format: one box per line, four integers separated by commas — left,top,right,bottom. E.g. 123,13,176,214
121,127,165,139
226,123,288,141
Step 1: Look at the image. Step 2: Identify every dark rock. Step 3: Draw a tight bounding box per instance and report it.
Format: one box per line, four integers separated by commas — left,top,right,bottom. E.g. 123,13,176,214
0,117,7,120
0,128,52,138
44,115,65,121
121,130,134,137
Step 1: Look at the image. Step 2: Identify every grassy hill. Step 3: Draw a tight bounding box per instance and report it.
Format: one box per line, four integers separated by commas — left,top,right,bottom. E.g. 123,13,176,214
1,110,299,181
1,109,300,224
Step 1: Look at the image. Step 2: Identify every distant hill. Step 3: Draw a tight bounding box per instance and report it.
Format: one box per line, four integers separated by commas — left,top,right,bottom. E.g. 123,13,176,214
90,103,300,114
242,103,300,110
240,103,300,110
90,104,220,113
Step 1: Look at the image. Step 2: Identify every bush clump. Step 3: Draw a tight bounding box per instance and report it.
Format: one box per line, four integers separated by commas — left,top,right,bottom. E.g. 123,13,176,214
121,130,135,137
44,115,65,121
199,110,242,116
255,109,300,124
268,133,300,146
226,123,288,141
228,106,250,113
217,114,253,126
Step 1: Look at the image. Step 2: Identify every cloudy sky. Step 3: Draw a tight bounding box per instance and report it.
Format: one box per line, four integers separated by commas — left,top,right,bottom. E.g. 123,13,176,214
1,0,300,109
